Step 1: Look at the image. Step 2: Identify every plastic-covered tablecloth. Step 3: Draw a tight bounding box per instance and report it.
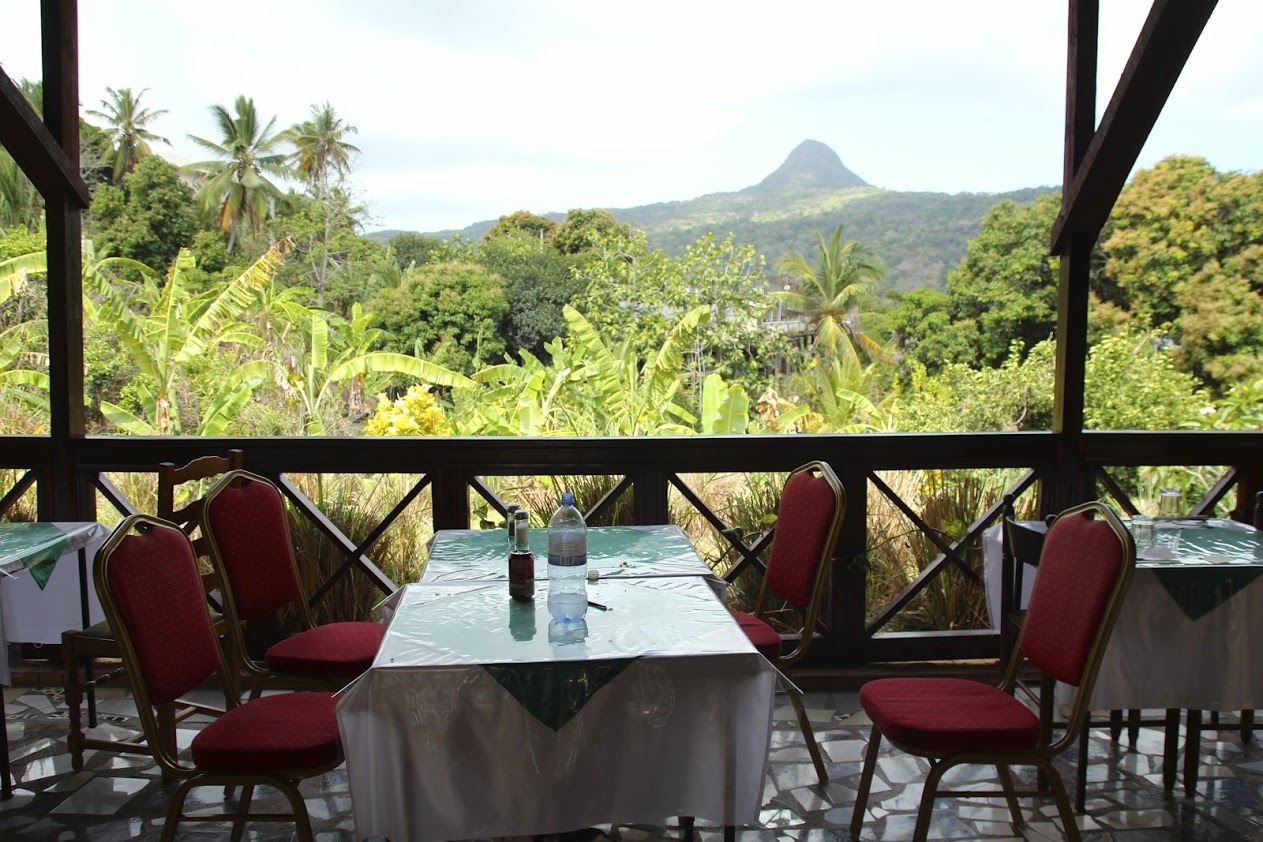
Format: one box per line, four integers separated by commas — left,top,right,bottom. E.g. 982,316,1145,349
424,524,721,586
336,576,775,842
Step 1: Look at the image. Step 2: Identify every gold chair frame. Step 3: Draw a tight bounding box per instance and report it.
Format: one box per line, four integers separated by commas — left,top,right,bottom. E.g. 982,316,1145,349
848,501,1136,842
96,514,340,842
199,469,345,699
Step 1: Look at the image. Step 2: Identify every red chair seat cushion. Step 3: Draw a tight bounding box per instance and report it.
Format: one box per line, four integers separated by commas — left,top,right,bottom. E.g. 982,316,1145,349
731,610,783,659
860,678,1040,753
264,621,384,679
191,692,342,772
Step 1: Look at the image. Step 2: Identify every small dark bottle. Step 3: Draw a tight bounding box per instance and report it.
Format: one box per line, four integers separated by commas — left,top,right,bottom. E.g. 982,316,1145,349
509,509,535,602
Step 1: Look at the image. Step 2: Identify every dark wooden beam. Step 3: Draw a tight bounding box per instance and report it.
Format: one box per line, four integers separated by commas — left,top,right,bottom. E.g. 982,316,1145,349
0,70,90,208
41,0,88,520
1051,1,1100,507
1050,0,1217,254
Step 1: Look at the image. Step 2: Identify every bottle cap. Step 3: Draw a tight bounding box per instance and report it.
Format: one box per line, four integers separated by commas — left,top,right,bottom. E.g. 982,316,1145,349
561,492,575,506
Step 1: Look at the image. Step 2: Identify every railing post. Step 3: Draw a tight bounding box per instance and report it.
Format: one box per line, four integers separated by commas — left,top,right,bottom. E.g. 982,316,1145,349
432,467,470,530
830,463,868,666
632,469,669,525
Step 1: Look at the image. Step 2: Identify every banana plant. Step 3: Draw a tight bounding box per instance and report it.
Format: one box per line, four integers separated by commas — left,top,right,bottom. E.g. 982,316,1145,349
700,372,750,435
96,239,291,435
453,338,589,436
562,303,709,436
266,310,476,436
0,319,51,420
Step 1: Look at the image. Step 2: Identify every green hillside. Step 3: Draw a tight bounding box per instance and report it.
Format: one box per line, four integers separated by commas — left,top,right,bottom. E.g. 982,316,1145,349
412,140,1055,292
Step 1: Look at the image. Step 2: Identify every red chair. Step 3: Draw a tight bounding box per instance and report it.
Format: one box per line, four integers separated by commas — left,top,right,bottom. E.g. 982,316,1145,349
63,450,243,770
95,515,342,842
848,501,1135,842
200,469,384,698
730,460,845,786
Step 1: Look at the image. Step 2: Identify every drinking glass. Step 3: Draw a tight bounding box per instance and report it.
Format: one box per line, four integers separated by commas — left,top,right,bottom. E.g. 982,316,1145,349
1131,515,1155,553
1158,488,1181,519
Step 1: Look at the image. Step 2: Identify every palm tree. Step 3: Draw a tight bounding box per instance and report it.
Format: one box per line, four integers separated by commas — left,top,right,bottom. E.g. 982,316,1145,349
288,102,359,198
776,224,887,368
187,95,292,251
86,87,170,186
287,103,360,304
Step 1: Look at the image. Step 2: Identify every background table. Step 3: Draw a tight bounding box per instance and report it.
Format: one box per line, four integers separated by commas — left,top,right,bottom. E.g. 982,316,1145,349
336,575,775,842
1,521,107,799
1,521,107,682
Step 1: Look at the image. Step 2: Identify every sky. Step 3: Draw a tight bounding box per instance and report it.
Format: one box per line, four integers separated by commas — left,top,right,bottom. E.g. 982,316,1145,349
2,1,1260,234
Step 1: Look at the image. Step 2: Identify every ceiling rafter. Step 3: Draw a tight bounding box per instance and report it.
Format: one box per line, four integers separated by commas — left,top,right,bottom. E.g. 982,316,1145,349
1050,0,1217,255
0,65,91,208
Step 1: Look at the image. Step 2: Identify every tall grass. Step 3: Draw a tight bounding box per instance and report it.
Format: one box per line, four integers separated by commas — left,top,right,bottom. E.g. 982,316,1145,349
285,473,432,625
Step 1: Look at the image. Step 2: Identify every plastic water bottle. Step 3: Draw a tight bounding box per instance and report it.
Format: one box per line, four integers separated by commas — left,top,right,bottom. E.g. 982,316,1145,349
547,492,588,623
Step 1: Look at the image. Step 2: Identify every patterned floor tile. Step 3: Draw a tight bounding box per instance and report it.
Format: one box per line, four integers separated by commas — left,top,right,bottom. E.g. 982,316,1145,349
2,686,1261,840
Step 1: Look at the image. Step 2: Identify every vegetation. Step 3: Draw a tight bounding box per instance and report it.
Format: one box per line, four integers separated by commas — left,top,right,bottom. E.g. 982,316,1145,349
2,78,1259,630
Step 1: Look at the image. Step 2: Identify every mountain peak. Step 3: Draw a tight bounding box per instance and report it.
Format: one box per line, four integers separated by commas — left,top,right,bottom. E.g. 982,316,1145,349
751,139,868,193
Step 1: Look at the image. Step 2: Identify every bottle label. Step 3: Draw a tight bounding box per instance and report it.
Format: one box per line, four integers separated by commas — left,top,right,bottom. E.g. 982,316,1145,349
548,534,587,567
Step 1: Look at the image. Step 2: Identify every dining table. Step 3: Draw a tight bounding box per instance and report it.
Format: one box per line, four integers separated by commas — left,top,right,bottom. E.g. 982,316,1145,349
335,526,776,842
0,520,108,799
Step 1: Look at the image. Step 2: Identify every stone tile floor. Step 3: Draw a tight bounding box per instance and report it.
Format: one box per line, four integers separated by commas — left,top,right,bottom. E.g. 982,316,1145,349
3,682,1262,841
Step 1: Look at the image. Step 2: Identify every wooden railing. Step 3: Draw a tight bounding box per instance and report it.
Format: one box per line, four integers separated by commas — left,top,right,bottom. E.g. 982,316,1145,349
2,430,1259,667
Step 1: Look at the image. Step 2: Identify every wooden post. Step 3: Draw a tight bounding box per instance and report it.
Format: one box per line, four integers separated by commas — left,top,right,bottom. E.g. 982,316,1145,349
42,0,89,521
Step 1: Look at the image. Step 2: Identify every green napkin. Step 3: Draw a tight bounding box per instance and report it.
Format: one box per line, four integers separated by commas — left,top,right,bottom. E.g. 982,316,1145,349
0,522,69,590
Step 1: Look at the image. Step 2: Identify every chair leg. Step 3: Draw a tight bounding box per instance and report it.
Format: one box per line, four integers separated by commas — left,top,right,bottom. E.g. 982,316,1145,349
277,778,316,842
850,727,883,838
84,657,97,728
995,764,1024,829
230,783,255,842
1243,710,1255,743
723,826,735,842
1162,709,1180,791
786,685,828,786
679,815,694,841
1184,709,1202,796
1076,720,1090,812
156,705,178,783
63,633,86,770
912,759,950,842
160,778,197,842
1108,709,1122,743
1127,709,1141,744
1034,756,1082,842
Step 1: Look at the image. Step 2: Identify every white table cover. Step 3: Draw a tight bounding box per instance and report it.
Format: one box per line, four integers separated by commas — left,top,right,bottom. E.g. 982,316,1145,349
1,522,107,684
336,576,776,842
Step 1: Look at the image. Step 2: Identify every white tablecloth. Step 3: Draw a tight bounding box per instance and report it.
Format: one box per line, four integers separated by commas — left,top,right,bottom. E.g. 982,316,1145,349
1,522,107,684
981,523,1038,630
336,577,776,842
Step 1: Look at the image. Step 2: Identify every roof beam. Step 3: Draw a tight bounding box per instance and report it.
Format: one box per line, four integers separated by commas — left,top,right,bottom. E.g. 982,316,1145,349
1050,0,1216,254
0,66,91,208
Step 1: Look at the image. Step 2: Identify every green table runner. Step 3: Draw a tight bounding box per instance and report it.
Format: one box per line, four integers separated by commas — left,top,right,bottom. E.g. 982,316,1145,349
1138,520,1263,621
423,525,713,582
376,577,750,730
0,522,70,590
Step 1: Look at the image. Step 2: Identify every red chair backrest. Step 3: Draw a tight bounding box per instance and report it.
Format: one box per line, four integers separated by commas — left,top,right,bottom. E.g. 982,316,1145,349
101,520,220,705
766,469,841,608
1019,509,1126,686
205,473,303,621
